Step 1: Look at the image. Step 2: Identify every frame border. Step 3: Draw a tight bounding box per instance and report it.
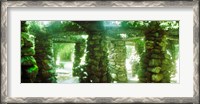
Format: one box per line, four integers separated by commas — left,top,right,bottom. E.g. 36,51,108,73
1,1,199,103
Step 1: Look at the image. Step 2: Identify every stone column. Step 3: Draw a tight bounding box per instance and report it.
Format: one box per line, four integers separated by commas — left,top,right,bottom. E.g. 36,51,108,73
21,33,38,83
21,21,39,83
108,40,128,83
82,32,111,83
34,35,57,83
72,41,86,76
140,22,172,83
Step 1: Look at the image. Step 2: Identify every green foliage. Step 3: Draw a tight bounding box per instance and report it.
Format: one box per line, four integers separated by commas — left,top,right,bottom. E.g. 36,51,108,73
21,21,28,32
164,40,179,81
45,21,65,35
159,21,179,30
137,69,146,82
133,38,145,56
53,43,75,62
21,37,24,47
121,21,179,38
22,20,179,83
72,42,86,76
27,21,43,35
131,61,140,77
21,33,35,47
21,56,37,66
74,65,88,82
21,47,35,56
121,21,150,29
27,65,38,73
137,53,146,82
62,21,83,31
167,40,179,60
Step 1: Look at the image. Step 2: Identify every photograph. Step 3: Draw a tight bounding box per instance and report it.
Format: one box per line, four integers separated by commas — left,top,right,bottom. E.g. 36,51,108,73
21,21,179,83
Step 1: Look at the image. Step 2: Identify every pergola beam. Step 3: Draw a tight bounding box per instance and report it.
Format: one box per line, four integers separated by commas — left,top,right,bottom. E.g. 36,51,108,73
50,27,179,41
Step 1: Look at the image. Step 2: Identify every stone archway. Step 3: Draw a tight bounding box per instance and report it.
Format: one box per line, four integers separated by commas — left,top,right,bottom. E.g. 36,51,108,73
52,35,87,83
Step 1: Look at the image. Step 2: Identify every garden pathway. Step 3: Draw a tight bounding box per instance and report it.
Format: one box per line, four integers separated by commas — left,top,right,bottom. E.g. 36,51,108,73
56,62,79,83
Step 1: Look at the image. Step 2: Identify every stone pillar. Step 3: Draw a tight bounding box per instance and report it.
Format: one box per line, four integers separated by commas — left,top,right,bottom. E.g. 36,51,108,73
82,32,111,83
34,35,57,83
108,40,128,83
21,33,38,83
21,21,39,83
140,22,172,83
72,41,86,76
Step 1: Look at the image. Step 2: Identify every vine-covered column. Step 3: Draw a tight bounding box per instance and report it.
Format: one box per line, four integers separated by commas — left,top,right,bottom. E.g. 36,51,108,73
81,32,111,83
72,41,86,76
74,21,111,83
34,33,57,83
109,40,128,83
21,21,39,83
139,22,173,83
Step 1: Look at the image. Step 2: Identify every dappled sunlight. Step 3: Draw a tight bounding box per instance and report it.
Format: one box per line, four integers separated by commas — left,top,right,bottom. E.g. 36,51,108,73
171,58,179,83
126,45,140,83
21,21,179,83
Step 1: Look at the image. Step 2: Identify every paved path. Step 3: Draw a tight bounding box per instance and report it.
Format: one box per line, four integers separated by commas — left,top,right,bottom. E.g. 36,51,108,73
127,70,139,83
56,61,79,83
56,61,141,83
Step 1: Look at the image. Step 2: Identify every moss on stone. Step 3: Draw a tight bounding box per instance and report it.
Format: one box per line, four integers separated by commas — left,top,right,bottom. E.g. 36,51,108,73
27,65,38,73
152,74,163,82
21,56,37,66
148,67,161,73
